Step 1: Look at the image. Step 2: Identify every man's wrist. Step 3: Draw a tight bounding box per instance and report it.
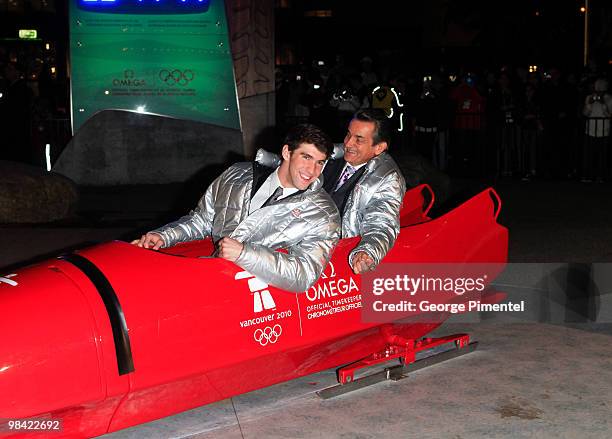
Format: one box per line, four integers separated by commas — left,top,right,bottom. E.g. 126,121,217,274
235,241,249,264
153,231,167,248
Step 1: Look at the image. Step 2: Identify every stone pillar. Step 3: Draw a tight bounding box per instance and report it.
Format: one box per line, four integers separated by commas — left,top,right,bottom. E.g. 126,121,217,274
227,0,276,156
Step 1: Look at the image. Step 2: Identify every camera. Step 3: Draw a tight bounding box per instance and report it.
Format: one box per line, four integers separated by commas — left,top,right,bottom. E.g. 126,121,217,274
332,89,350,101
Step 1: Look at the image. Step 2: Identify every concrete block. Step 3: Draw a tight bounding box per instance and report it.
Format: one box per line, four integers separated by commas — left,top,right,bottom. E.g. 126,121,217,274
53,110,244,185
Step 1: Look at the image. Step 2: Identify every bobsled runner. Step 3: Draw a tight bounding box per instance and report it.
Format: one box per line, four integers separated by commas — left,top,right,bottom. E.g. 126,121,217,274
0,184,507,438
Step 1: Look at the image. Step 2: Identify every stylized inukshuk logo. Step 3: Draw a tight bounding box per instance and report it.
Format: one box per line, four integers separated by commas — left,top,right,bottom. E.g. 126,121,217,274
0,274,18,287
234,271,276,313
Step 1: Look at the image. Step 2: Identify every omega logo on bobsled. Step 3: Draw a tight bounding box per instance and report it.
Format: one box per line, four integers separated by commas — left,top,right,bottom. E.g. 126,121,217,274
319,261,336,279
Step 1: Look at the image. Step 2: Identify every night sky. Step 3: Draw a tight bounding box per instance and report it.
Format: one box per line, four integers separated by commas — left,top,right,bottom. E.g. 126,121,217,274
1,1,611,91
277,0,612,71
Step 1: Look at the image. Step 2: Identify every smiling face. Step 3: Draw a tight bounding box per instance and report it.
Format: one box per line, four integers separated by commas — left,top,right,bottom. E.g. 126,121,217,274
278,142,327,190
343,119,387,166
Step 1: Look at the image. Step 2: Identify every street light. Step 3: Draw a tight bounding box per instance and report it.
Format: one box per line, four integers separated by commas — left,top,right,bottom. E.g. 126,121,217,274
583,0,589,67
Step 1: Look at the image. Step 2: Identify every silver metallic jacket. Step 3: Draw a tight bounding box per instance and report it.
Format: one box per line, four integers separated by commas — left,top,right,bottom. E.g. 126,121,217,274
339,151,406,267
152,161,341,292
257,148,406,268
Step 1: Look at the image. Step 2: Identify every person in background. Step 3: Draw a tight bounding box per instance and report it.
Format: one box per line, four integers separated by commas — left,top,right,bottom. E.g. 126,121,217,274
322,109,406,274
581,78,612,183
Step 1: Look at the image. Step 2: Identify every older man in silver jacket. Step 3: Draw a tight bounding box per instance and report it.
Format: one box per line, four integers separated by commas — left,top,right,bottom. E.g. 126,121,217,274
322,109,406,274
133,124,340,292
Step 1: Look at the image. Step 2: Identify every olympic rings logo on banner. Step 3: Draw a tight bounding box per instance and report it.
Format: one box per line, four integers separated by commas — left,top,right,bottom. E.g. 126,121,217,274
253,324,282,346
158,69,194,86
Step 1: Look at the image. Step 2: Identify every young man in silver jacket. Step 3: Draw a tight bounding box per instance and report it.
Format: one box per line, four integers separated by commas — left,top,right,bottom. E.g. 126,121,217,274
133,124,340,292
322,109,406,274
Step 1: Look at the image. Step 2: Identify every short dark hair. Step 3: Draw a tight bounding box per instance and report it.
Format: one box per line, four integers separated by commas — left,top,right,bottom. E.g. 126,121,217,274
352,108,391,146
284,123,333,159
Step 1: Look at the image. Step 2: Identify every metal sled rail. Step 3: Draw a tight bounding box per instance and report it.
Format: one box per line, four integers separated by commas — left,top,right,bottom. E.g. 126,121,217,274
318,341,479,399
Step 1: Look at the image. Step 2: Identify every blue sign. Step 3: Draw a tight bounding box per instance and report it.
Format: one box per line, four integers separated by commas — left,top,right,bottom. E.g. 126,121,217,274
70,0,240,132
78,0,211,14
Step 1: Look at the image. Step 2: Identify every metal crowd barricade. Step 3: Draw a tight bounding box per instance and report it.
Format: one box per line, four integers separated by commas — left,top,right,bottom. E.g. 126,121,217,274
580,117,611,181
447,112,489,177
444,115,612,181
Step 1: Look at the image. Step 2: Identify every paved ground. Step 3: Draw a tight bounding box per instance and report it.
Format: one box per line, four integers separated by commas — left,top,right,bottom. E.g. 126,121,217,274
493,179,612,262
2,177,612,438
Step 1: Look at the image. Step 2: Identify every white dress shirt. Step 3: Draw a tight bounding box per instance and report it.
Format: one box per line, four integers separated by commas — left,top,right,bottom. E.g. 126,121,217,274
249,168,299,214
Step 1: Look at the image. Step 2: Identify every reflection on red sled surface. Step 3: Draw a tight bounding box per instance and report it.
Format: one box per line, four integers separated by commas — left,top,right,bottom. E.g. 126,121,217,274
0,184,508,438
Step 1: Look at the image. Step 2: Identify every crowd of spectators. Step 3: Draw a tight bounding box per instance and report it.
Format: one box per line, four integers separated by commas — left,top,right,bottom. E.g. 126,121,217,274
276,55,612,183
4,43,612,185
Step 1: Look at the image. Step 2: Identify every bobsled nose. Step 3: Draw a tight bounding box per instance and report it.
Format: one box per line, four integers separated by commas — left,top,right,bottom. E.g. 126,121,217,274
0,261,117,435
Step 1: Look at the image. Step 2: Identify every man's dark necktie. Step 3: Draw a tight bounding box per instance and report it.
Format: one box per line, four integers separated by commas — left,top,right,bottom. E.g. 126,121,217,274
261,186,284,208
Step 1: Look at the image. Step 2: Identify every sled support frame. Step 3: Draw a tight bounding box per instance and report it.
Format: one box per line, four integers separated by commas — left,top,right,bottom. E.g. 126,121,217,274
317,334,478,399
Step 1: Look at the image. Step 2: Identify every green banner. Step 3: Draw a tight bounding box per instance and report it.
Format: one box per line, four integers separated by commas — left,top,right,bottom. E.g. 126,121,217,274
69,0,240,133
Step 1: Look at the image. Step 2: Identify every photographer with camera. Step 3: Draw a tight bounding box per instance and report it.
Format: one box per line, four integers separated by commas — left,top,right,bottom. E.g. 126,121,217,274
329,75,363,135
582,78,612,182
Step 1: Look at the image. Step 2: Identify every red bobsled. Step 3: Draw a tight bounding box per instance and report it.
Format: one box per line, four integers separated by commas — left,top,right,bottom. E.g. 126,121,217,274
0,184,507,438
